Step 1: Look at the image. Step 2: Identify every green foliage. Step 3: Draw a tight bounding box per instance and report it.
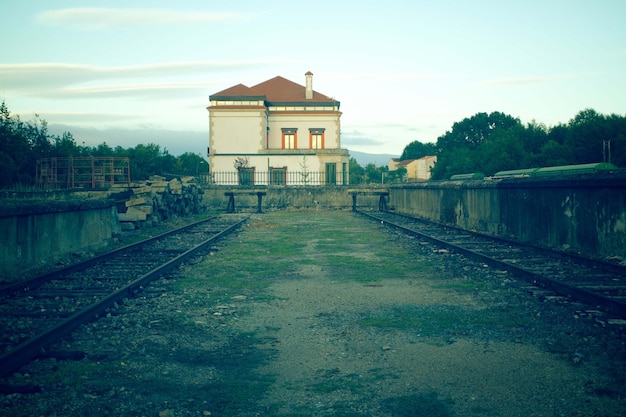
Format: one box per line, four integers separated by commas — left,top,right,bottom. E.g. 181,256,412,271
0,100,209,188
425,109,626,179
3,98,624,188
430,112,523,179
175,152,209,176
400,140,436,160
348,157,365,184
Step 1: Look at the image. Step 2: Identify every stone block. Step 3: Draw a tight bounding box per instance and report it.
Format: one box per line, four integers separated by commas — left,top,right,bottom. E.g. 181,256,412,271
131,186,152,195
117,207,147,222
134,205,153,214
125,196,148,207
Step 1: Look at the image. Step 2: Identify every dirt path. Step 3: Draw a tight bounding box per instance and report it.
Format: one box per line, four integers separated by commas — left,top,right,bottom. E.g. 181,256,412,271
229,213,617,416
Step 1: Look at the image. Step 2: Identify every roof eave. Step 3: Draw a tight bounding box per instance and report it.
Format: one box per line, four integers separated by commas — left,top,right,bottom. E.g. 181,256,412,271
267,100,340,107
209,95,267,101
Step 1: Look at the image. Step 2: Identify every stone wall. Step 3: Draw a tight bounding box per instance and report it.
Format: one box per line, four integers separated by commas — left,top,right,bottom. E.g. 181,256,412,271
201,186,384,211
8,177,621,281
0,199,119,281
389,173,626,260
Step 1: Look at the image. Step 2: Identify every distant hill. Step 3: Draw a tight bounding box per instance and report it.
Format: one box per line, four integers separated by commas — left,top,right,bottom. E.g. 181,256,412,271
348,150,399,167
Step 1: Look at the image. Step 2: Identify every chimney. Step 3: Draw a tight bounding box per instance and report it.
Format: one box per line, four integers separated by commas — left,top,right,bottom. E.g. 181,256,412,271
305,71,313,100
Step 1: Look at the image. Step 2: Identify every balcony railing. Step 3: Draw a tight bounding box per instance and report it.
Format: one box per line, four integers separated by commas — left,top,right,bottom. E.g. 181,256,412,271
209,170,349,186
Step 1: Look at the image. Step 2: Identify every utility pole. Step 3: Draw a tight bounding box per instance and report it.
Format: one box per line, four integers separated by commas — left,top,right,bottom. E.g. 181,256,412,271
603,140,612,164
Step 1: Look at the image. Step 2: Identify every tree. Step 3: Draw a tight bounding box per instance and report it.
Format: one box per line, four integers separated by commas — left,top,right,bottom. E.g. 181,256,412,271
477,128,526,174
127,143,175,180
0,101,37,186
518,121,549,167
53,132,82,157
437,112,521,152
431,111,522,179
603,113,626,167
349,157,365,184
175,152,208,176
400,140,436,160
431,147,477,179
364,163,381,184
566,109,606,164
536,140,574,167
91,142,115,157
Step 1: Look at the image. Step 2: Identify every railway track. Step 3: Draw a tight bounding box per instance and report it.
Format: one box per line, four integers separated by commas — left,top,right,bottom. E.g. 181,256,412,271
0,214,250,378
357,210,626,320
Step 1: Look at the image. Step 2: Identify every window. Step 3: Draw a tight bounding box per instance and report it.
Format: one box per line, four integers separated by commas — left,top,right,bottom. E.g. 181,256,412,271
309,128,325,149
281,128,297,149
284,134,296,149
270,167,287,185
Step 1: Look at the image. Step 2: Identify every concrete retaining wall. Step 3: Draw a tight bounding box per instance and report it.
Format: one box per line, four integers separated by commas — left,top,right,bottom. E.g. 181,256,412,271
0,199,120,281
201,186,384,211
390,174,626,260
5,176,622,281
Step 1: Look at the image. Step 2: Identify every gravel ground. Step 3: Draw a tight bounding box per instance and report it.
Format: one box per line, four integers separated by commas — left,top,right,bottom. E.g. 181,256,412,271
1,210,625,417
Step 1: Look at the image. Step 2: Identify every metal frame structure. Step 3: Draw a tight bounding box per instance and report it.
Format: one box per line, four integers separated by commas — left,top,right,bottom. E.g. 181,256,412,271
36,157,131,189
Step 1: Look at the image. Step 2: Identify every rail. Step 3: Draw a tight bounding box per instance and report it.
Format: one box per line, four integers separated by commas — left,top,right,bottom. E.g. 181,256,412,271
356,209,626,319
0,215,250,378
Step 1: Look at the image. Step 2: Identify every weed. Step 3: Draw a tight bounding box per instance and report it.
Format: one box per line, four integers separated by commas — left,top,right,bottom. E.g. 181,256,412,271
360,304,532,340
381,392,454,417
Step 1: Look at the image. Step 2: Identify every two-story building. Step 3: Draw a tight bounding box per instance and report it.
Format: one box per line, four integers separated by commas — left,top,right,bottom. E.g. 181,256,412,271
207,72,349,185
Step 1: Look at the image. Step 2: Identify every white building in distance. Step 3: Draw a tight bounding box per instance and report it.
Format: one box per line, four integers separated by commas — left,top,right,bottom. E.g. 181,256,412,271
389,155,437,181
207,72,349,185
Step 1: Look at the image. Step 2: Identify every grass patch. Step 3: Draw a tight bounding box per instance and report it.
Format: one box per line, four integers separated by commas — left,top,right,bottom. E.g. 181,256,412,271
436,278,494,292
39,359,107,388
310,371,365,394
361,304,532,339
382,392,454,417
129,332,276,416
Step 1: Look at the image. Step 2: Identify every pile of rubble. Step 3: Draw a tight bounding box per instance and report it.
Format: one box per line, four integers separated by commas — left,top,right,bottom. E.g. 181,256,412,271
112,176,205,230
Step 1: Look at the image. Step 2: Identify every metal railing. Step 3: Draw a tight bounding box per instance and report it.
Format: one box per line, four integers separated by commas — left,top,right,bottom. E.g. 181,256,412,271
208,170,349,186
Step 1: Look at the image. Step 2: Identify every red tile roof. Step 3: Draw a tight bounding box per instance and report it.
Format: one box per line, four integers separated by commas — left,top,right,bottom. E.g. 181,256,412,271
211,75,336,104
210,83,265,98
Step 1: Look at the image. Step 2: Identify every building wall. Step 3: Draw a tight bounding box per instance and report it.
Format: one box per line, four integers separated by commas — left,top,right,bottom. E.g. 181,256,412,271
209,106,348,184
416,156,436,180
267,113,341,150
209,108,266,155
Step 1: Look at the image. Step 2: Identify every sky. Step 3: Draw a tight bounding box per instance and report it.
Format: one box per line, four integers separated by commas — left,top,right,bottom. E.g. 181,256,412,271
1,1,625,159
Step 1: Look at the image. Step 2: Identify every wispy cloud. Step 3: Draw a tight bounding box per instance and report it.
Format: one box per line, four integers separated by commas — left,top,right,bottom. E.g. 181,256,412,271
40,82,209,100
45,124,208,156
341,129,385,147
473,76,557,88
21,112,141,123
36,8,256,30
0,60,280,98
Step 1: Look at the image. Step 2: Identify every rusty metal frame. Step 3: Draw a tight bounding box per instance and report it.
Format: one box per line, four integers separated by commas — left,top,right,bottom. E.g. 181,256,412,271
36,157,131,189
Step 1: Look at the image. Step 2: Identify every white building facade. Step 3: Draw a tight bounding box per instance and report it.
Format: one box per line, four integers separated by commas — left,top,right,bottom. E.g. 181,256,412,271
388,155,437,181
207,72,349,185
